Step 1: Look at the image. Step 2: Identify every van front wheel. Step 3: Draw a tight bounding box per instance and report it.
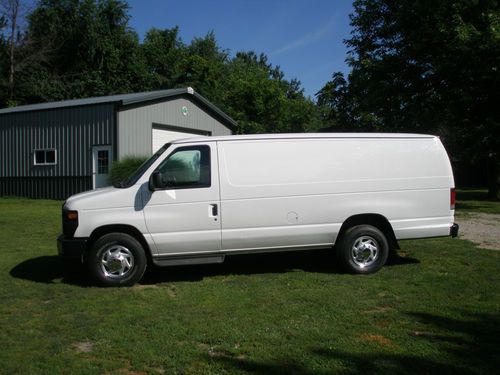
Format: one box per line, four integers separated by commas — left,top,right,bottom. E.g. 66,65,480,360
336,225,389,274
87,233,147,287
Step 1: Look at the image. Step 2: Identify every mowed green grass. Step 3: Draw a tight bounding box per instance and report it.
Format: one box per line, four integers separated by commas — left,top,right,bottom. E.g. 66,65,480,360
455,188,500,215
0,197,499,374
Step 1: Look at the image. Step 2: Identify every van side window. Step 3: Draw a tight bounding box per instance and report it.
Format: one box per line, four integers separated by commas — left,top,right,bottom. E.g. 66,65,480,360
157,145,211,189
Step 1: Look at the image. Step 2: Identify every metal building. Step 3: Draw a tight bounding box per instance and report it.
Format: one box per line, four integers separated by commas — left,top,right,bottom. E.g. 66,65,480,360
0,87,236,199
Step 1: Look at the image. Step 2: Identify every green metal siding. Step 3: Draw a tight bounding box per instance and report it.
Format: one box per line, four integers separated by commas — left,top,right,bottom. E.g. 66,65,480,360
0,103,114,199
0,176,92,200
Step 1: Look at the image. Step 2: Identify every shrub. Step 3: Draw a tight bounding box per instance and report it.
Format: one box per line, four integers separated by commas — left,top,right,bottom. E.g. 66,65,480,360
109,156,148,185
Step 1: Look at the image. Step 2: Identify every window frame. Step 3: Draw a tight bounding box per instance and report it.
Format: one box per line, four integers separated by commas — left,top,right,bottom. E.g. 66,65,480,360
96,149,110,174
154,145,211,190
33,148,57,166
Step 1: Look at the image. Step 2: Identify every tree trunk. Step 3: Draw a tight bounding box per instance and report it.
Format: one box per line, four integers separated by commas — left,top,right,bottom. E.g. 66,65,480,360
8,0,19,100
487,154,499,201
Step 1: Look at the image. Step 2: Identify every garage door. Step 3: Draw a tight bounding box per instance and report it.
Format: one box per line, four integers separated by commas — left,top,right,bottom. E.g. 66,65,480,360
152,125,210,153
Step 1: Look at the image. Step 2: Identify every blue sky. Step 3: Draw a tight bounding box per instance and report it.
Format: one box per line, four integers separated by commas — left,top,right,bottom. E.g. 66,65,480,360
126,0,354,99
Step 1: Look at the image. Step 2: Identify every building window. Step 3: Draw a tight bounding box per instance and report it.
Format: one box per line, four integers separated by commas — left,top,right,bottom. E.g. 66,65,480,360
34,149,57,166
97,150,109,174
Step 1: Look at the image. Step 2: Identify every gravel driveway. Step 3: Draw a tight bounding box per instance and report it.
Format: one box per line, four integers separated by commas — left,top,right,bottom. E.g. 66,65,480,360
455,213,500,250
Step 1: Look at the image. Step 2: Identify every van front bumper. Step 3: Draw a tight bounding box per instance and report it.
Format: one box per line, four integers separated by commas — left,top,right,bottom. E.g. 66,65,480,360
57,235,88,261
450,223,459,238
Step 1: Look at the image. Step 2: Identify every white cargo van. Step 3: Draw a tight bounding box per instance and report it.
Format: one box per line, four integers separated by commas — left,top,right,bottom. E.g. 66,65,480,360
58,134,458,286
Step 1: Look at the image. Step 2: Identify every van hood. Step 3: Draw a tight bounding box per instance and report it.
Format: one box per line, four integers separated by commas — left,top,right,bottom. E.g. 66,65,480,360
64,185,141,211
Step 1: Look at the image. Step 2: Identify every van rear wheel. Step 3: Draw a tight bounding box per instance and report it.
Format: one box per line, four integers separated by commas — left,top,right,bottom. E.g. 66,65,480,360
336,225,389,274
87,233,147,287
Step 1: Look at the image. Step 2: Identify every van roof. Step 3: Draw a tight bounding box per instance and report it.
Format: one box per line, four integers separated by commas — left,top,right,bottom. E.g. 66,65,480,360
172,133,437,144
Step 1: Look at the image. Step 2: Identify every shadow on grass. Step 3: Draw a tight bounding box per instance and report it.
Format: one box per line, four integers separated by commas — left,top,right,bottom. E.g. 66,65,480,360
455,202,492,211
9,256,90,286
140,250,419,285
207,312,500,374
141,250,337,284
9,249,419,286
210,353,463,375
10,251,338,286
386,252,420,266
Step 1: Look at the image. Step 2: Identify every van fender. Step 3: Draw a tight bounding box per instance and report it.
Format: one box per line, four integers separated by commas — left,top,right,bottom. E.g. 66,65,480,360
85,224,155,262
336,213,400,250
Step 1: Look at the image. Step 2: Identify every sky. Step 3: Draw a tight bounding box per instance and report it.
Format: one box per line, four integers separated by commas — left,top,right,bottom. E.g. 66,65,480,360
126,0,354,99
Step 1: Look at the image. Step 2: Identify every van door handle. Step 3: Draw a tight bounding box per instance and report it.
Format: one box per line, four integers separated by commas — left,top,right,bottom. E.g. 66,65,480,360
209,204,218,218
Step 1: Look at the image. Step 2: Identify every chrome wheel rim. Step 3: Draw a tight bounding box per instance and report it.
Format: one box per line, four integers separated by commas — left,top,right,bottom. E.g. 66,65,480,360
351,236,379,268
100,245,134,278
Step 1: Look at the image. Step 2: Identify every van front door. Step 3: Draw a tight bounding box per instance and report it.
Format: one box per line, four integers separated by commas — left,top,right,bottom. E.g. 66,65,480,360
142,142,221,255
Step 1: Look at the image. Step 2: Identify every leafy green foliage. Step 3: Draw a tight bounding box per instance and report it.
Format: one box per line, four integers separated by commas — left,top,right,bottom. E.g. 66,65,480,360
140,27,186,89
317,0,500,198
108,155,147,185
223,51,321,133
0,19,8,104
17,0,148,102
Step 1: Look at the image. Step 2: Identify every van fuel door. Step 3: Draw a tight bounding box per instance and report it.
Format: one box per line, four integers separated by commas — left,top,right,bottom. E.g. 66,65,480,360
287,211,299,224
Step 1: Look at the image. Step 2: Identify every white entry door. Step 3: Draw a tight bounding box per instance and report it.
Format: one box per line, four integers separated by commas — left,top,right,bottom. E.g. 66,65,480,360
92,145,113,189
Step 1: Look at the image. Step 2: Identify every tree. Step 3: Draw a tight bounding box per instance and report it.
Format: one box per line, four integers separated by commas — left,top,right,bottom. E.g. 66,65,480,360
0,14,8,103
2,0,19,101
316,72,351,131
0,0,31,105
17,0,147,102
318,0,500,198
140,27,186,90
176,31,229,104
224,51,320,134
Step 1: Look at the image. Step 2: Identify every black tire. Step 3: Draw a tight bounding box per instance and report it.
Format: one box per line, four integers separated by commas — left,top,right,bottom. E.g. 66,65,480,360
87,233,147,287
336,225,389,274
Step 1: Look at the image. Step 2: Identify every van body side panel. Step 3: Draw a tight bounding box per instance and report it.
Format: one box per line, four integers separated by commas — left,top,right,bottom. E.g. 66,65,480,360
218,138,453,251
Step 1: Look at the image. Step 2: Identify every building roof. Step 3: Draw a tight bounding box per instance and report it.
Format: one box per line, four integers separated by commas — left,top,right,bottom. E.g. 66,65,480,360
0,87,238,130
172,132,437,144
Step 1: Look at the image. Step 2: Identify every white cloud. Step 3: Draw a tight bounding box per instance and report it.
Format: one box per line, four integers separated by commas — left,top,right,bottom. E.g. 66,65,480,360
271,19,335,56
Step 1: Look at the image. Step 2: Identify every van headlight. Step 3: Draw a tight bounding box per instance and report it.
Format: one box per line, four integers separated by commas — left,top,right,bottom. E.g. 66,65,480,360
62,209,79,237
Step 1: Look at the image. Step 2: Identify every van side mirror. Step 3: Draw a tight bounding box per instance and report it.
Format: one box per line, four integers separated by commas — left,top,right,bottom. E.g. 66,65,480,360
149,171,163,191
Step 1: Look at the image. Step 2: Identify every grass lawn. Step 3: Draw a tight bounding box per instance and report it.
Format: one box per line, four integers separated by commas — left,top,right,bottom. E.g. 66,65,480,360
455,188,500,215
0,197,499,374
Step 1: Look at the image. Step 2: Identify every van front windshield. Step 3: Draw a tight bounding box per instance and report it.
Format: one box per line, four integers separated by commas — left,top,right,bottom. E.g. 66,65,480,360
114,144,170,188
